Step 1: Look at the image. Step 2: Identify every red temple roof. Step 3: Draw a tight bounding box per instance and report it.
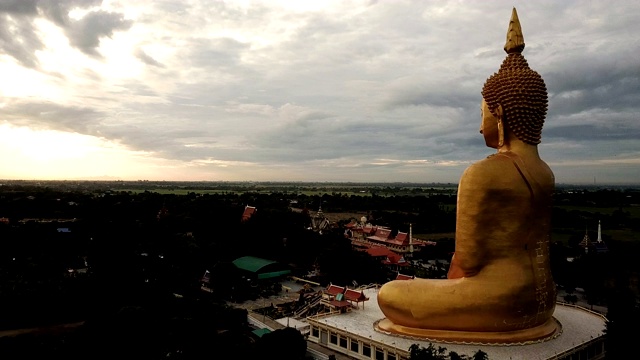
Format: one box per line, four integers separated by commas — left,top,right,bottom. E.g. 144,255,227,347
367,227,392,242
344,289,369,302
329,300,351,308
242,205,256,221
345,220,358,229
364,246,408,266
362,225,377,235
394,232,409,244
396,273,414,280
325,284,345,296
364,246,390,257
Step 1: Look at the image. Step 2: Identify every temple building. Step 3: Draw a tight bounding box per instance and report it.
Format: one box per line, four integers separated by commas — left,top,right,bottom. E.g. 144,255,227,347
241,205,257,222
321,284,370,313
362,246,409,271
578,228,592,254
578,220,608,254
309,205,330,234
345,221,435,255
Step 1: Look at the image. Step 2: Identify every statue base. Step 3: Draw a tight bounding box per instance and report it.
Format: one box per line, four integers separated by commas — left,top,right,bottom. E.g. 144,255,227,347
374,317,562,345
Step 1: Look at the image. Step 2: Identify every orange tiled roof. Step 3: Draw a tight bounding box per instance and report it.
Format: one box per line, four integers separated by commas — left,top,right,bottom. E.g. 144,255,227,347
242,206,256,221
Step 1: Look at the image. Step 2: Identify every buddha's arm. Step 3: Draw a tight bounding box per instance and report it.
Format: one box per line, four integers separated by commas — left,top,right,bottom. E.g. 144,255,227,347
448,156,524,279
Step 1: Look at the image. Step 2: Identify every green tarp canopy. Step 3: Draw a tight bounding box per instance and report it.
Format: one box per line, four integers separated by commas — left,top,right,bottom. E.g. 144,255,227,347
251,328,271,338
232,256,291,279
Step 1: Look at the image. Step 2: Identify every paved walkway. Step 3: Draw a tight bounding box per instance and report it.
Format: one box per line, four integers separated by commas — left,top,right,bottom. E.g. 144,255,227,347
556,290,608,315
230,289,303,310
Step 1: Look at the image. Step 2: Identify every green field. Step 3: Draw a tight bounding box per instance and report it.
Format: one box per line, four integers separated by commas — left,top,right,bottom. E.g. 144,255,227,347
556,205,640,219
118,185,458,197
121,188,235,195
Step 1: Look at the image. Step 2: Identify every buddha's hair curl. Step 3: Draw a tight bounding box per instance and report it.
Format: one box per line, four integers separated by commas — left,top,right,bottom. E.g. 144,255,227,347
481,53,548,145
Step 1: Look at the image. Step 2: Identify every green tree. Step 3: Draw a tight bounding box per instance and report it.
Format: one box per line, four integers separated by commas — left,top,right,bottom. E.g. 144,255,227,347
472,350,488,360
409,344,489,360
605,281,639,359
449,351,467,360
257,327,307,360
409,343,447,360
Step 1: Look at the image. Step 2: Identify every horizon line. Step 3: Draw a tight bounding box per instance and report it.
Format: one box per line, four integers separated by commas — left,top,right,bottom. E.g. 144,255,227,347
2,179,640,187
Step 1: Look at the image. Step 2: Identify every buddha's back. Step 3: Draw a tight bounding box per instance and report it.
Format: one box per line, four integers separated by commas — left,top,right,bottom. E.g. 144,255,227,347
376,8,561,343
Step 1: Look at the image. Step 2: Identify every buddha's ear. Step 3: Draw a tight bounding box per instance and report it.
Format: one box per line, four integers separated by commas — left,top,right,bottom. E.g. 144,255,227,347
495,104,505,148
497,117,504,148
494,103,504,120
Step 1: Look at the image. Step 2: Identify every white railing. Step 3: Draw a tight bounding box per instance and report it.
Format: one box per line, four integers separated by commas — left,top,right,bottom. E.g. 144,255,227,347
296,295,324,317
306,347,330,360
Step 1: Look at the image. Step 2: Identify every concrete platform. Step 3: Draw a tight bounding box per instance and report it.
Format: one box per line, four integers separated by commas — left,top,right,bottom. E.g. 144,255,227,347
308,287,607,360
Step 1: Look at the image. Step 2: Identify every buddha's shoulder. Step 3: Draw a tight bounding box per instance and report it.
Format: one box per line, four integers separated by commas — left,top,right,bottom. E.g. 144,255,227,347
461,154,522,183
466,153,519,171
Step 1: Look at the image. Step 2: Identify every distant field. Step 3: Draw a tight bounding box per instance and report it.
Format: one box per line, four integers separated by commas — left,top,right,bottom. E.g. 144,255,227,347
556,205,640,219
605,229,640,242
120,188,380,196
118,187,458,197
121,189,238,195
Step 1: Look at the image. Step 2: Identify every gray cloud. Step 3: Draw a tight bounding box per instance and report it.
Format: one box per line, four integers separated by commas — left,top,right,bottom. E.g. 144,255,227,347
1,100,102,135
545,124,640,141
0,0,38,15
135,48,164,67
0,0,129,65
1,0,640,183
65,10,132,57
0,9,43,67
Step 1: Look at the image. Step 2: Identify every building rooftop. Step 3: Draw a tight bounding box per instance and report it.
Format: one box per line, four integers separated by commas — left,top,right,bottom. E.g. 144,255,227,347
311,287,606,360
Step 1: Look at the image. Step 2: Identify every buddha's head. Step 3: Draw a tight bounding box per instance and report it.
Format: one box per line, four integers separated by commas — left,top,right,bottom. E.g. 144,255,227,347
480,8,548,147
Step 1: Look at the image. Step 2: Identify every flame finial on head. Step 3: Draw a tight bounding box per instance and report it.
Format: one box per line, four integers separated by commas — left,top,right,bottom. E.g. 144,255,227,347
504,7,524,54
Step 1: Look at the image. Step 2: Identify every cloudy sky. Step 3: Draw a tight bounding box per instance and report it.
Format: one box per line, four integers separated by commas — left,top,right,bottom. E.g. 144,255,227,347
0,0,638,184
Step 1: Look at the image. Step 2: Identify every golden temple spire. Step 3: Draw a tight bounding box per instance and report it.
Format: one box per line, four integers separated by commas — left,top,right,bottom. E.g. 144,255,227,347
504,7,525,54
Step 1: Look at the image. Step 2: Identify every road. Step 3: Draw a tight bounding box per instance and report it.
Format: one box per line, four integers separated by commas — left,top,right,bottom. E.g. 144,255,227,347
0,321,84,338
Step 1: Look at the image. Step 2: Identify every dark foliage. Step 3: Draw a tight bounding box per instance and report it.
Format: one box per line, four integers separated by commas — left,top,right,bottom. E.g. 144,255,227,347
1,182,639,359
408,343,489,360
604,274,640,359
256,327,307,360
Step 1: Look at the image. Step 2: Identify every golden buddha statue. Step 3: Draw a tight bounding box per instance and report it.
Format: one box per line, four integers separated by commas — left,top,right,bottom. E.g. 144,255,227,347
376,8,560,343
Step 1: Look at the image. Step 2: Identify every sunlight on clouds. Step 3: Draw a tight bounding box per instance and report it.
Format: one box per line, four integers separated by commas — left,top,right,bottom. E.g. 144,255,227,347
188,158,256,168
4,126,97,162
34,19,89,71
34,17,144,92
0,124,165,180
99,33,145,79
233,0,343,13
0,60,59,99
372,158,470,167
32,18,143,105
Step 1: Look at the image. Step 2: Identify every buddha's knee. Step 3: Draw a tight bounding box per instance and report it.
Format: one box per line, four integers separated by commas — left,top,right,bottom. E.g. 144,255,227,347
378,281,414,321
